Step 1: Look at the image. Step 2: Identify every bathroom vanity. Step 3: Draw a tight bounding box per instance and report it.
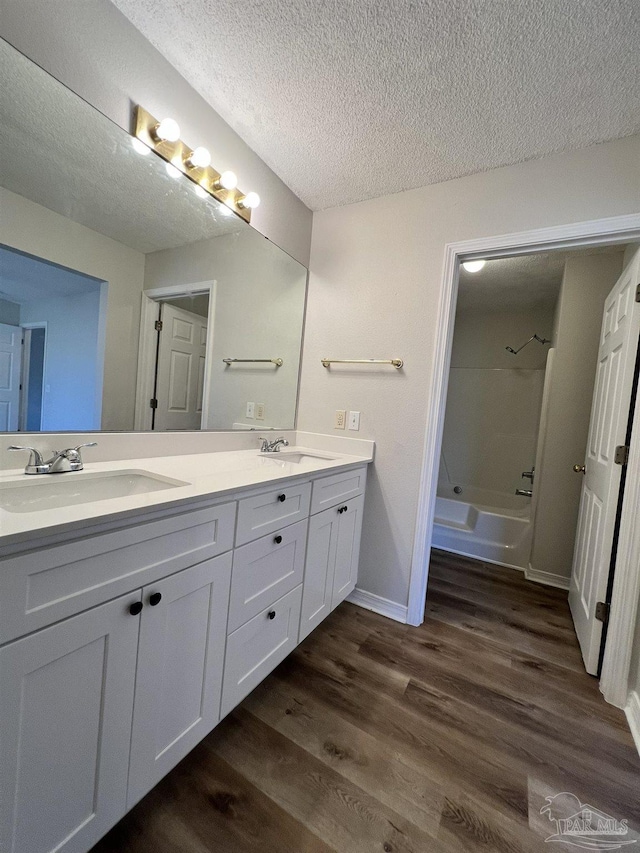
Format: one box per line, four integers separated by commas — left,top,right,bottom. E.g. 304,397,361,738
0,443,371,853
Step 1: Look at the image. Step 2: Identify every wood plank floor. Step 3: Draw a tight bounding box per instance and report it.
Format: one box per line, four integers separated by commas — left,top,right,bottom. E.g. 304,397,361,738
92,550,640,853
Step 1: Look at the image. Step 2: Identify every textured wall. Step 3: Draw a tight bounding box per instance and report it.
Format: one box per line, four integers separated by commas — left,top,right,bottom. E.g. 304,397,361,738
530,252,625,581
298,135,640,610
0,0,312,266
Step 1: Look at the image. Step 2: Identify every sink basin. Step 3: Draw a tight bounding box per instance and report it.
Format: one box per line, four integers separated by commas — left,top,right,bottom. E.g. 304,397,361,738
259,450,337,464
0,469,189,514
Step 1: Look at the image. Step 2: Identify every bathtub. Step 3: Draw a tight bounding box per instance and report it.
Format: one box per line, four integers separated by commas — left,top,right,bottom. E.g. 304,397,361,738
432,484,532,570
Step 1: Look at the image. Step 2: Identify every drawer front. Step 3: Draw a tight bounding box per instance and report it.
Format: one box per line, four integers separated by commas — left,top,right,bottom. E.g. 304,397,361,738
221,584,302,717
235,482,311,546
310,466,367,515
228,519,308,633
0,502,236,645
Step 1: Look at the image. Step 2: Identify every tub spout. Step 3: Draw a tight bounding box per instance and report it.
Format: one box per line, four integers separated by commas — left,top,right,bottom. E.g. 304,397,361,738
515,488,532,497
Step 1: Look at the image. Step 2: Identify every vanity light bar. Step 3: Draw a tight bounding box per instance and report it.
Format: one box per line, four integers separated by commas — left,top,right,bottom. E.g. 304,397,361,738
133,106,259,222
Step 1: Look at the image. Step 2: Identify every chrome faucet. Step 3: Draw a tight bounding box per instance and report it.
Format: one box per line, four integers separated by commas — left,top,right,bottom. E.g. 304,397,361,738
258,436,289,453
8,442,97,474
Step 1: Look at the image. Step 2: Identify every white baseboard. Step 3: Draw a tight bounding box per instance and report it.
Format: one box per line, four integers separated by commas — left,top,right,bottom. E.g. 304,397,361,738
626,691,640,757
346,588,408,623
525,564,570,591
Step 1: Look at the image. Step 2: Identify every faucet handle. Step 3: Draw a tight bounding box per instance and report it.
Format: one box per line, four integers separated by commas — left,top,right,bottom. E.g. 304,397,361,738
7,445,48,474
61,442,98,466
71,442,98,453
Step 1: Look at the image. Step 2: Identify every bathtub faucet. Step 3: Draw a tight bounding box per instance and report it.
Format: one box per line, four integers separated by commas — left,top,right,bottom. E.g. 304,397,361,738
515,488,532,497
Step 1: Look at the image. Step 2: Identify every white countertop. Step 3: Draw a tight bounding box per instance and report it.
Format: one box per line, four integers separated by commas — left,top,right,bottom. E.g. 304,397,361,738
0,445,372,550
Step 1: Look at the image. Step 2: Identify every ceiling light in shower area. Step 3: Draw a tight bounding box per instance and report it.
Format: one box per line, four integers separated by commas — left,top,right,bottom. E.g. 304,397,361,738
462,259,486,273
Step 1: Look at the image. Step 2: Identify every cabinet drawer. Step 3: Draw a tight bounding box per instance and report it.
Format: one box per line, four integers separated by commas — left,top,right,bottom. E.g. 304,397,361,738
310,466,367,515
221,584,302,717
228,519,308,632
0,502,236,645
235,482,311,546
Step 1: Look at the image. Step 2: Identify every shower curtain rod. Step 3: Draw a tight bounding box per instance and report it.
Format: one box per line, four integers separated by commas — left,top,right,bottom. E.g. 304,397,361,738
505,333,551,355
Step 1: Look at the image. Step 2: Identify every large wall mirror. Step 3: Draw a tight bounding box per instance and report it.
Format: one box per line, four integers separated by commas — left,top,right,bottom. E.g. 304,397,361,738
0,38,307,434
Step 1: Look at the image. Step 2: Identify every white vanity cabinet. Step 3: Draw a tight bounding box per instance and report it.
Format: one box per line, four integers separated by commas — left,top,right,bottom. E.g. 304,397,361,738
0,460,369,853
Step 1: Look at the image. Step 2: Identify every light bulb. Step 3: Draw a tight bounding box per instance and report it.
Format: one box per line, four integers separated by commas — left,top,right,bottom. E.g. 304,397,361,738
238,191,260,209
462,259,486,273
154,118,180,142
131,137,150,156
165,162,181,180
216,170,238,190
195,185,208,199
187,146,211,168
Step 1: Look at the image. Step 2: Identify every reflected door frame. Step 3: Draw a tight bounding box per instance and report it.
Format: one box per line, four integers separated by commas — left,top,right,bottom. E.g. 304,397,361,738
18,322,48,432
134,281,217,431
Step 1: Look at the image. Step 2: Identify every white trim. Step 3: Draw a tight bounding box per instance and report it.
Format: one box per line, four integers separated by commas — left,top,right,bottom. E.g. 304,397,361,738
346,587,408,623
407,214,640,711
134,281,216,431
600,367,640,708
525,564,571,591
625,691,640,757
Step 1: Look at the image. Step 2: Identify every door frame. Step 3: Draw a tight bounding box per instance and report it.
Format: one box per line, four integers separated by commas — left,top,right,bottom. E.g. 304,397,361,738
134,281,217,430
407,213,640,709
18,322,48,432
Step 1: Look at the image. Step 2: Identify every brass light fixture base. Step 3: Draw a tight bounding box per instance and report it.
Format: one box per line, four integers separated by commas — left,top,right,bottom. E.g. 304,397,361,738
133,105,252,223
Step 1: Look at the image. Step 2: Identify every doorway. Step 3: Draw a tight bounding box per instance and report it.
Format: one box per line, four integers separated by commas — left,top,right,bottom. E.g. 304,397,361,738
20,325,46,431
407,214,640,710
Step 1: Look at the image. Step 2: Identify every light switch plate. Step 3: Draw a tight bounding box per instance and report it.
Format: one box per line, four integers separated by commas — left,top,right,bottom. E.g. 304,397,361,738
255,403,265,420
246,402,255,418
348,411,360,431
335,409,346,430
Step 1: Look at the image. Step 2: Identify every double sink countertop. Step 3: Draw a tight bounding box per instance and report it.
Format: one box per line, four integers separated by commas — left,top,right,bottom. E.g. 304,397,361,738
0,444,374,550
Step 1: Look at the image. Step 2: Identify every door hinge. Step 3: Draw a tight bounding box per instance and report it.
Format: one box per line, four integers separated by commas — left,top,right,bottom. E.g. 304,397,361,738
614,445,629,466
595,601,610,625
154,320,163,331
636,282,640,303
149,398,158,409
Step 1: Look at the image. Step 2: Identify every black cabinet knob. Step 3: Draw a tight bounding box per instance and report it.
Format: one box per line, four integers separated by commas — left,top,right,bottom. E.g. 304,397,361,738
342,505,348,513
274,535,283,544
149,592,162,606
278,493,286,502
268,610,276,620
338,505,348,514
129,601,143,616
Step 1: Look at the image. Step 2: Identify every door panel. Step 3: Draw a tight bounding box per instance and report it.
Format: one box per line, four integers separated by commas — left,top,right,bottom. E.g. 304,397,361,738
300,507,339,640
127,552,232,807
569,249,640,674
0,323,22,431
332,493,365,608
155,303,208,431
0,593,140,853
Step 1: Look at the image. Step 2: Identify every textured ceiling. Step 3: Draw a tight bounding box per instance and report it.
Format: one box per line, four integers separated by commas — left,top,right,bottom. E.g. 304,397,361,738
111,0,640,210
0,38,242,254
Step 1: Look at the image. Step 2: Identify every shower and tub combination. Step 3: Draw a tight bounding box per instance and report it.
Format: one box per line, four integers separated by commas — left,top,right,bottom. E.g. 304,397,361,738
433,329,552,571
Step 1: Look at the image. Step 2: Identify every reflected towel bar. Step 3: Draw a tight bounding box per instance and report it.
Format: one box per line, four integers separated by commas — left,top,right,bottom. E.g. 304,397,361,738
321,358,404,369
223,358,283,366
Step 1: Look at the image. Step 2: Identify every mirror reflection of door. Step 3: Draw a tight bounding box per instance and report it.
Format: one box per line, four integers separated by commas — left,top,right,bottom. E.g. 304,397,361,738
153,297,209,431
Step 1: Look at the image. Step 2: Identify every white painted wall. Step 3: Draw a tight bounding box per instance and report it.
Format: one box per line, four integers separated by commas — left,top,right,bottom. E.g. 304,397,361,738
298,135,640,609
0,187,145,431
530,252,624,581
21,291,103,431
144,230,307,430
0,299,20,325
0,0,312,266
440,305,554,498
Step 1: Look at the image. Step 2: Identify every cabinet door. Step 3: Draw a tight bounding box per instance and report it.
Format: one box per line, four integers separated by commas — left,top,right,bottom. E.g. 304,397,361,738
332,493,365,608
0,593,140,853
127,552,232,808
299,507,339,641
221,584,302,718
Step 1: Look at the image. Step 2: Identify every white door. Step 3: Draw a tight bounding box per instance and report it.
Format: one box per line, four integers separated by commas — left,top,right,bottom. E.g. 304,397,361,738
154,303,208,431
332,493,365,608
300,507,340,640
127,553,232,808
569,248,640,674
0,593,140,853
0,322,22,431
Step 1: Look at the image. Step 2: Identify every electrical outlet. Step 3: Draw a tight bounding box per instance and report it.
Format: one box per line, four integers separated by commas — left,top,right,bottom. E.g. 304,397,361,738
348,411,360,431
335,409,346,430
246,402,255,419
255,403,265,420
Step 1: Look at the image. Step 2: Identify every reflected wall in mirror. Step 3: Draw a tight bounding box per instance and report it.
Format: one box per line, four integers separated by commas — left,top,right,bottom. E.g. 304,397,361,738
0,38,307,433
